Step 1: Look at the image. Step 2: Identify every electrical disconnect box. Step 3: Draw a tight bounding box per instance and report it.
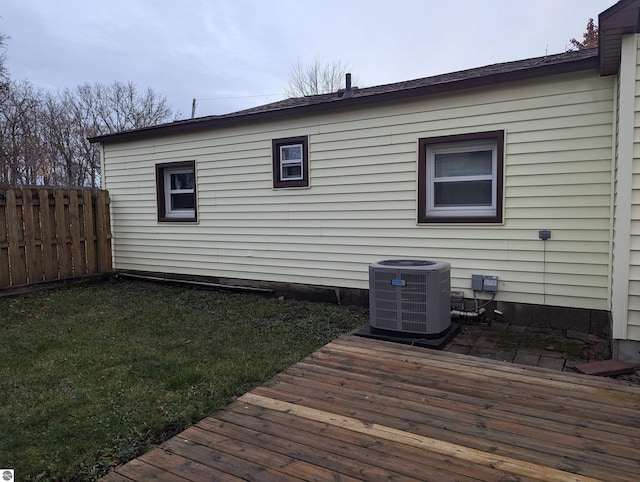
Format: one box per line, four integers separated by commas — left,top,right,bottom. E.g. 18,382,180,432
472,274,499,292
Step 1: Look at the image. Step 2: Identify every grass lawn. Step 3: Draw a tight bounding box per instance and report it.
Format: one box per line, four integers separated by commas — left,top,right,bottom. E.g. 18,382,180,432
0,279,368,481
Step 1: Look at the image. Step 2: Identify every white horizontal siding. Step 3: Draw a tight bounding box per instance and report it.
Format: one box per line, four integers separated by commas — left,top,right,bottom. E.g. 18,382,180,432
103,70,614,311
626,35,640,339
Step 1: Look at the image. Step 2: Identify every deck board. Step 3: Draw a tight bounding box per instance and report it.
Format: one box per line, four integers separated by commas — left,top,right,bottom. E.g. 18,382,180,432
103,335,640,481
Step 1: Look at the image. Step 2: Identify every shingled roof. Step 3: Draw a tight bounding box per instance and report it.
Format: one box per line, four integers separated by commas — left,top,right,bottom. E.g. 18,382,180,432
90,48,599,144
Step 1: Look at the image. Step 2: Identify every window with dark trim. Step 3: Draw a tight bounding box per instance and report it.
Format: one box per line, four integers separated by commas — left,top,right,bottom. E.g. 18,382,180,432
418,131,504,223
272,136,309,188
155,160,197,222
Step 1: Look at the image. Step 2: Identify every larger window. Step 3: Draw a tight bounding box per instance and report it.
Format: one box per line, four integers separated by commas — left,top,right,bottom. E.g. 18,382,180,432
272,136,309,188
155,160,197,222
418,131,504,223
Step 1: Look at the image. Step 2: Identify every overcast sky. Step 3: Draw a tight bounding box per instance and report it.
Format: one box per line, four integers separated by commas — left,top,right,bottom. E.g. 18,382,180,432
2,0,614,118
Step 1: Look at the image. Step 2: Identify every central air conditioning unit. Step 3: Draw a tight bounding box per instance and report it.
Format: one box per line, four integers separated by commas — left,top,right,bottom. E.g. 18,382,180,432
369,259,451,337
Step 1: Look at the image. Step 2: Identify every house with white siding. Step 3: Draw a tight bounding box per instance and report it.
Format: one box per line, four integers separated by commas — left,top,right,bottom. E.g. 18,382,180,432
91,0,640,361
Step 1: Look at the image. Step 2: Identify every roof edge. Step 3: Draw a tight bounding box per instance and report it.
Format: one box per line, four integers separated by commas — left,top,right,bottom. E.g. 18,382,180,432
90,51,599,145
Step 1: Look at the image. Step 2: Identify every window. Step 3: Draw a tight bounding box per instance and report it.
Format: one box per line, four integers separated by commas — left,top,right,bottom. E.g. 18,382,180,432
272,136,309,188
156,161,197,222
418,131,504,223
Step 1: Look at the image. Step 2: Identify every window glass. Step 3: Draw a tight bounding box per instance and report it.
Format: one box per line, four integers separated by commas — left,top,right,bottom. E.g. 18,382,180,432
434,180,493,206
170,172,194,190
171,193,194,210
281,145,302,161
434,150,493,178
282,163,302,180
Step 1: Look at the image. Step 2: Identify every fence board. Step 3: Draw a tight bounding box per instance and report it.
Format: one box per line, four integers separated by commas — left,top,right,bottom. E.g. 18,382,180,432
68,189,84,276
54,189,72,279
0,194,9,288
6,189,27,285
38,188,58,281
95,190,112,273
22,189,42,284
0,188,112,290
83,189,97,275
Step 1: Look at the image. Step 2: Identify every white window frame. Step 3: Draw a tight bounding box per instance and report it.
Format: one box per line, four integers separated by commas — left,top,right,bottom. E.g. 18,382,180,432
156,160,197,223
425,139,498,219
279,144,304,181
164,167,195,218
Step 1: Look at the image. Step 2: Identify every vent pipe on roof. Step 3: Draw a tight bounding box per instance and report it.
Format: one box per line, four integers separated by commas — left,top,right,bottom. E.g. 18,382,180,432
342,73,353,98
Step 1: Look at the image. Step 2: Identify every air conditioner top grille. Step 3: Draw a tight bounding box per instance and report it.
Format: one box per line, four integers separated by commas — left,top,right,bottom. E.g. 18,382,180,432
377,259,434,267
370,259,450,272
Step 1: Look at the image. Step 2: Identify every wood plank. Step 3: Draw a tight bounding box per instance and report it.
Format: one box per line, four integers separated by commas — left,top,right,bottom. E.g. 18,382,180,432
115,458,191,481
137,447,245,482
38,189,58,281
83,189,97,274
99,472,134,481
182,424,374,482
240,392,599,482
209,407,509,482
6,188,27,285
54,189,72,278
305,348,640,429
0,190,10,288
250,380,637,480
267,368,640,476
95,190,112,272
196,415,441,482
21,188,41,284
286,361,640,454
333,336,640,394
320,339,640,411
68,189,85,277
161,434,304,481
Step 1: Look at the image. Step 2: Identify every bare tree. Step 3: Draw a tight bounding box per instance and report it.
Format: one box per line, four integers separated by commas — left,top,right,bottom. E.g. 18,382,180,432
0,32,177,188
40,82,175,187
285,56,355,97
568,18,599,51
75,81,174,133
0,80,48,187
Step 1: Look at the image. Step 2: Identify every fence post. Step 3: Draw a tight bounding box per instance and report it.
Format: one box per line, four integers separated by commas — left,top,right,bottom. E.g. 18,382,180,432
94,190,112,273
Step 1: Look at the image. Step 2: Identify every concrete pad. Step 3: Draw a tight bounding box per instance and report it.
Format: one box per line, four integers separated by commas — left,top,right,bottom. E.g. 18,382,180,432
513,352,540,366
537,356,566,371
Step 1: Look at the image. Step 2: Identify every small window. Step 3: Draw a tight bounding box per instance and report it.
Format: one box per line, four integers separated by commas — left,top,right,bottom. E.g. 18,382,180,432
156,161,197,222
418,131,504,223
273,136,309,188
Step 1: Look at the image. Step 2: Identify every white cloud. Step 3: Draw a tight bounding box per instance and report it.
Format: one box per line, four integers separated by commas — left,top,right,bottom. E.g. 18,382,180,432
1,0,613,117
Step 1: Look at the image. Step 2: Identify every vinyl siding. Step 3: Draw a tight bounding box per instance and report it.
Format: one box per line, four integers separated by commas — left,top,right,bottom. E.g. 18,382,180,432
625,34,640,338
103,70,614,310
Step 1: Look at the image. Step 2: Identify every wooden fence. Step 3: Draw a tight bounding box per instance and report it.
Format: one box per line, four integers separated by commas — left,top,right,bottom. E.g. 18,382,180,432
0,188,112,289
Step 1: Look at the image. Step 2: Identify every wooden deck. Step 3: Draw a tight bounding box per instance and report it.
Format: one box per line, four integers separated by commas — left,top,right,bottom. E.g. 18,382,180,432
102,334,640,481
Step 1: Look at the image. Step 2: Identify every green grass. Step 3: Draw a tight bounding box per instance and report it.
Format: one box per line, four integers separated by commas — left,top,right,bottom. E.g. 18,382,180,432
0,280,368,481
